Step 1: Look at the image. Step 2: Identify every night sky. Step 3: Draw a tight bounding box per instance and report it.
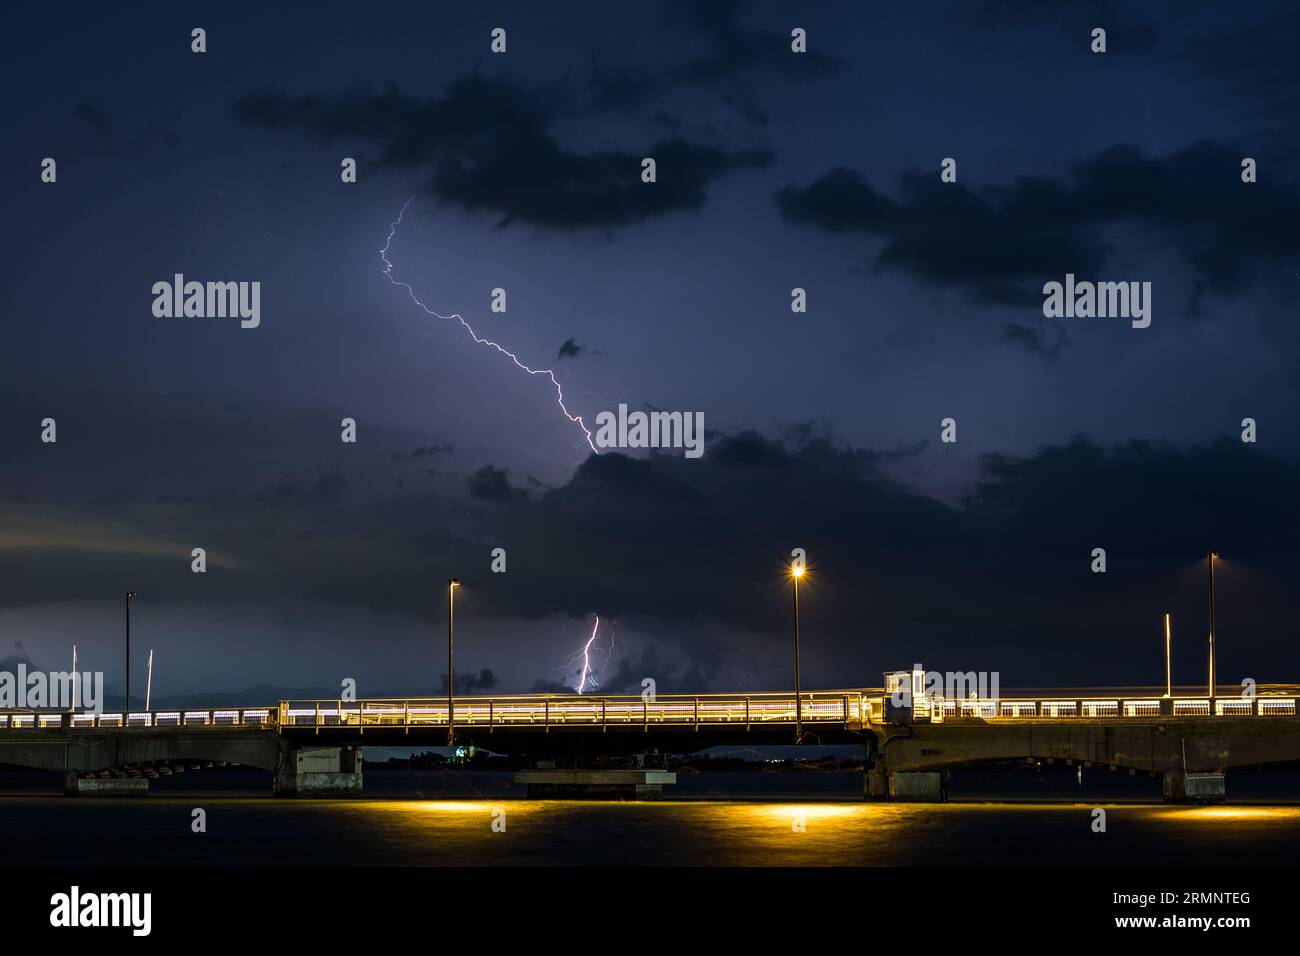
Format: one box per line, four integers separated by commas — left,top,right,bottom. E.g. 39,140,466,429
3,1,1299,703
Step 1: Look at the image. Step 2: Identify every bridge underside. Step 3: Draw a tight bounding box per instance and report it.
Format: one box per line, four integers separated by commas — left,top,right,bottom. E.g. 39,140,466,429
867,716,1300,803
4,714,1300,802
280,722,866,754
0,731,280,774
873,716,1300,774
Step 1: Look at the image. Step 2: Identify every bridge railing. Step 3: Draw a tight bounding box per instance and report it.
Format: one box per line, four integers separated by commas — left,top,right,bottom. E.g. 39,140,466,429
6,693,1295,733
278,691,868,732
0,708,278,730
905,696,1297,722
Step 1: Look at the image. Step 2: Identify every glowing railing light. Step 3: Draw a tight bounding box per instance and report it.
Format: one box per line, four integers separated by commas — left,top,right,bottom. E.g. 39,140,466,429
1123,700,1161,717
1040,701,1077,717
1260,699,1297,716
1000,701,1039,717
7,693,1300,735
1216,699,1254,716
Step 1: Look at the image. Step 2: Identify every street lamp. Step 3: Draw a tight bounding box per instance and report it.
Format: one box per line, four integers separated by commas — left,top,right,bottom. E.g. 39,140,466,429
447,578,460,747
790,562,805,744
1207,552,1218,699
124,591,136,715
1163,612,1172,698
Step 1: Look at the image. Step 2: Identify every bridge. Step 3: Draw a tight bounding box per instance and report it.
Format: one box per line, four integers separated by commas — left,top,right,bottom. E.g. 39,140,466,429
5,680,1300,802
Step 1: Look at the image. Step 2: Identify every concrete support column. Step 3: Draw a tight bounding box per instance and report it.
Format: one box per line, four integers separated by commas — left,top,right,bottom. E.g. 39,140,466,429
513,769,676,800
1162,769,1225,804
64,773,149,797
888,770,947,802
864,765,889,800
864,767,947,802
274,744,363,797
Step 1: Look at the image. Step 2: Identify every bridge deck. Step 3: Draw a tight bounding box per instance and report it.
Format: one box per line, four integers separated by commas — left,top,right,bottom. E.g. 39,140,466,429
1,689,1296,734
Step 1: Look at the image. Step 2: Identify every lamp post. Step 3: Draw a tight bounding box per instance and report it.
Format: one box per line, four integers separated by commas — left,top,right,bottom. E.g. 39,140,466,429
124,591,136,715
790,562,805,744
1207,552,1217,699
447,578,460,748
1163,613,1172,698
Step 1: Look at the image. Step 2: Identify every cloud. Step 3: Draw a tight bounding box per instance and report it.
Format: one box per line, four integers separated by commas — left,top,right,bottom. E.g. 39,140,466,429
6,383,1300,687
234,77,771,229
393,443,455,462
556,337,587,359
776,141,1300,303
436,668,498,695
0,509,243,569
73,102,112,138
466,465,526,502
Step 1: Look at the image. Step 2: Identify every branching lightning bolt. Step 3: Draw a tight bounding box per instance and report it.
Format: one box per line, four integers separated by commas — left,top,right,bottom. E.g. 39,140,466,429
576,613,601,694
382,202,610,692
380,197,598,454
556,613,617,694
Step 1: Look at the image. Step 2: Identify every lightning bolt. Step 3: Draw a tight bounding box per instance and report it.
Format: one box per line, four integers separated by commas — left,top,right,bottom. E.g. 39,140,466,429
380,197,598,454
575,613,601,693
382,205,612,692
556,613,617,694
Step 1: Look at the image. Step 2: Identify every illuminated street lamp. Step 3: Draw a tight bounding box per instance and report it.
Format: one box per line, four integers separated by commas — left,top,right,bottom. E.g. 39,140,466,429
790,561,805,744
1163,612,1172,698
124,591,136,715
1207,552,1218,699
447,578,460,747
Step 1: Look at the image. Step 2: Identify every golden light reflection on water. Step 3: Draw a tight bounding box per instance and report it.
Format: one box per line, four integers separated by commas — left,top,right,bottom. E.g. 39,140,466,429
753,804,860,822
297,799,1300,865
1149,806,1300,824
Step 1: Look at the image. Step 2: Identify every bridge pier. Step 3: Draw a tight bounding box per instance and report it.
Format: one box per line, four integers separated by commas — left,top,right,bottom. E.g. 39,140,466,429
513,770,676,800
1162,770,1226,804
64,773,150,797
274,744,363,797
865,766,947,802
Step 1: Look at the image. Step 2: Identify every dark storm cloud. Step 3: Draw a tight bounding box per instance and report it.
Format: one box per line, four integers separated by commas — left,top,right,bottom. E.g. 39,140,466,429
556,338,587,359
776,141,1300,303
73,102,112,138
234,77,771,229
533,639,719,696
5,406,1300,683
436,668,498,695
466,465,526,503
393,443,454,462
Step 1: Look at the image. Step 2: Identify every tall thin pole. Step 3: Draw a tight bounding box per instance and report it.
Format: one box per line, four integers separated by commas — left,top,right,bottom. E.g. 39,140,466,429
124,591,135,715
71,644,77,715
1164,613,1172,698
1207,552,1217,698
145,649,154,712
793,573,802,744
447,579,458,748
